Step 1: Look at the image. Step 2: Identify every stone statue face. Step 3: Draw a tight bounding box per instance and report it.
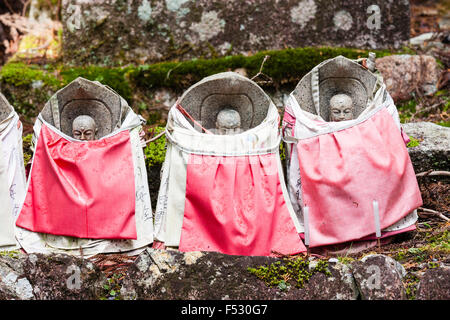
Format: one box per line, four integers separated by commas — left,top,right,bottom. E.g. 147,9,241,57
215,108,242,135
72,115,97,141
329,94,354,122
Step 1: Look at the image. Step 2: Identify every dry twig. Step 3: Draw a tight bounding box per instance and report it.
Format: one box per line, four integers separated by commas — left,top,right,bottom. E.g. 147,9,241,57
416,170,450,177
251,55,273,84
411,101,444,120
145,130,165,144
418,207,449,221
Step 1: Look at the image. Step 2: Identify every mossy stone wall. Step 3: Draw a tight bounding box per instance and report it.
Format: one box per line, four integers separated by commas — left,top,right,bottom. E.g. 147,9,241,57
61,0,410,66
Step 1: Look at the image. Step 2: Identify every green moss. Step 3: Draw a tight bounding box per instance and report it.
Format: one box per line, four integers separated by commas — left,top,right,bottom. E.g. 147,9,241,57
0,46,404,122
393,230,449,265
404,273,420,300
337,256,355,265
0,62,60,88
427,261,440,269
0,61,134,117
0,250,21,259
427,230,450,252
407,136,420,148
60,65,133,102
0,63,59,119
397,99,417,123
22,134,33,167
248,257,331,289
436,121,450,127
394,249,407,262
144,126,166,167
101,273,124,300
130,47,392,90
0,46,400,94
279,142,286,161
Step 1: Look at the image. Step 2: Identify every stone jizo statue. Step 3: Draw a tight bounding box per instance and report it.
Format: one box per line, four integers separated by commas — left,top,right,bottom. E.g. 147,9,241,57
215,108,242,135
72,115,97,141
329,94,354,122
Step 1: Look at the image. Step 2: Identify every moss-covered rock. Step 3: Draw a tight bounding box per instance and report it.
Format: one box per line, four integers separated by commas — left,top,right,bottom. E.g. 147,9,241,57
120,248,359,300
60,0,410,66
247,257,331,289
0,62,60,120
60,65,133,102
130,47,393,90
0,46,393,123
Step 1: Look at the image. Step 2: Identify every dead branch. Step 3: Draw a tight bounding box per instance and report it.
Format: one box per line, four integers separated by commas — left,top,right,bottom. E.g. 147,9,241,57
416,170,450,177
418,207,449,221
410,101,444,120
251,55,273,84
145,131,165,144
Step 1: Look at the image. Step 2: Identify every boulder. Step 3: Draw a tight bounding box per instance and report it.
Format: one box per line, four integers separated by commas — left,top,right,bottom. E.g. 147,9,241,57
0,253,34,300
121,249,279,300
416,266,450,300
376,55,441,102
352,254,406,300
61,0,410,65
120,248,359,300
300,259,359,300
0,252,107,300
402,122,450,173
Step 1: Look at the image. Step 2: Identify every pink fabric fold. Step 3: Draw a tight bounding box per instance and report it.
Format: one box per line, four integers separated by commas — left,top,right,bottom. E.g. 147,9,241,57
401,128,411,145
296,108,422,248
16,124,137,239
179,154,306,256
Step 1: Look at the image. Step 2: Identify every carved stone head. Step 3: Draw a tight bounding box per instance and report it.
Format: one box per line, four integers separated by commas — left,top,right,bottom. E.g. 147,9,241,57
291,55,378,121
329,94,354,122
215,108,242,135
178,72,271,132
40,77,129,139
72,115,98,141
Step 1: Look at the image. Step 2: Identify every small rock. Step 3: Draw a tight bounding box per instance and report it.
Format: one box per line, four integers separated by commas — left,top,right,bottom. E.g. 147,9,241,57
352,254,407,300
416,267,450,300
0,253,108,300
376,55,441,102
121,248,276,300
0,253,35,300
401,122,450,173
121,249,359,300
300,260,359,300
